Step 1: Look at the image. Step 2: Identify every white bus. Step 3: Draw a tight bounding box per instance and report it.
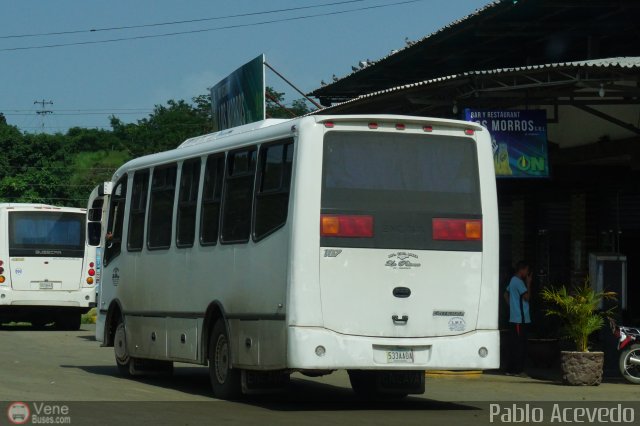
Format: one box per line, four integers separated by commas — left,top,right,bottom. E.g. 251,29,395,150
96,115,499,398
0,203,97,329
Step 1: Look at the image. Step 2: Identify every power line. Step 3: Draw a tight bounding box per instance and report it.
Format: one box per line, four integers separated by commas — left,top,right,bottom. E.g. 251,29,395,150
0,0,368,40
5,112,151,116
0,108,152,112
0,0,423,52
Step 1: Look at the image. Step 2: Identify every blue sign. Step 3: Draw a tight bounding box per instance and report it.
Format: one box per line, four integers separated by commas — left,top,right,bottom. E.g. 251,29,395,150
465,109,549,178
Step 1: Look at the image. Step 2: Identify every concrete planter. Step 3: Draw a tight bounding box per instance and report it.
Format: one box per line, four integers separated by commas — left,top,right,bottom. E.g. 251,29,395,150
560,351,604,385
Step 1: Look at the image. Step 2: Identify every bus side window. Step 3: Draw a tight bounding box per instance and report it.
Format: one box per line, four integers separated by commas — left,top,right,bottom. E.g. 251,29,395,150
253,139,294,241
87,200,104,246
127,169,150,251
147,164,177,250
177,159,201,248
87,223,101,246
104,177,128,265
221,147,257,244
200,154,225,246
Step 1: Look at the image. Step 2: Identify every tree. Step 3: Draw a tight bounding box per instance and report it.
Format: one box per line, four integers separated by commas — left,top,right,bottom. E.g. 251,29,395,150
266,87,313,118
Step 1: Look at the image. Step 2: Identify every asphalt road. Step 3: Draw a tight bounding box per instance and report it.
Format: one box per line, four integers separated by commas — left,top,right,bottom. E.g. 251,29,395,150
1,324,639,426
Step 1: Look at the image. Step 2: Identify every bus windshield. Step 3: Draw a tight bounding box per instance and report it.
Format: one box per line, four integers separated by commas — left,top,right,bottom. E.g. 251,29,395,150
9,211,85,257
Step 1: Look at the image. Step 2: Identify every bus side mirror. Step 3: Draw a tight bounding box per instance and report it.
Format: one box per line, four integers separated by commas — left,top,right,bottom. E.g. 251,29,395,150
88,222,102,246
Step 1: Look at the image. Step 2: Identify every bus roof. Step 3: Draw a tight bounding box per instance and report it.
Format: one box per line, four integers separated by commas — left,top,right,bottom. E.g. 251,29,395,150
110,114,485,182
0,203,86,213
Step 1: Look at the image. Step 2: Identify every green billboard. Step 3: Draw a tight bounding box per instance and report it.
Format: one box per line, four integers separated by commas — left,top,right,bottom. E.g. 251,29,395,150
210,54,265,132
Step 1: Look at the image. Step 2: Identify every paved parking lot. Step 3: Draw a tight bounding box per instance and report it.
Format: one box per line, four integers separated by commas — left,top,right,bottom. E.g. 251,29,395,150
1,324,639,425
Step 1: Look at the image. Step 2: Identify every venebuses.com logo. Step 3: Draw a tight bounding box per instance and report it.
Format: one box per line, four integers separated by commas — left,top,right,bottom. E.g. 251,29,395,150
6,401,72,424
7,402,30,425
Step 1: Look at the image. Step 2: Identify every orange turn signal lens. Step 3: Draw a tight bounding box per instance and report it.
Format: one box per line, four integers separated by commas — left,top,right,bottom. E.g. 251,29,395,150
86,277,94,285
0,275,5,284
465,221,482,240
321,214,374,238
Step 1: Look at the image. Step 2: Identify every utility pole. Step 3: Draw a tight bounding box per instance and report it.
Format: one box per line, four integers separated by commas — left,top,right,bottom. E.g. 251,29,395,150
34,99,53,132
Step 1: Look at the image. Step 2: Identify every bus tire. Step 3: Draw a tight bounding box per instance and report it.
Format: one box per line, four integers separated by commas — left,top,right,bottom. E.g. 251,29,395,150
208,319,241,399
114,319,132,376
619,344,640,384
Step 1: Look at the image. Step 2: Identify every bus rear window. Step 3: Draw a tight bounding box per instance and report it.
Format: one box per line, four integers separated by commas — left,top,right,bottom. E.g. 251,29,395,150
322,132,481,214
9,211,85,257
321,131,482,250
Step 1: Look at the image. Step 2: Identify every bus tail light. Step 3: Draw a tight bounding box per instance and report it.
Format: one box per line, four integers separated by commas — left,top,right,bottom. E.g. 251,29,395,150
85,261,96,285
432,218,482,241
321,214,374,238
0,260,4,284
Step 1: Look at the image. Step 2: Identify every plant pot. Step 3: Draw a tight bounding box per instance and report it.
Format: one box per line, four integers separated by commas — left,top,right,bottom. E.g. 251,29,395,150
560,351,604,386
528,338,559,368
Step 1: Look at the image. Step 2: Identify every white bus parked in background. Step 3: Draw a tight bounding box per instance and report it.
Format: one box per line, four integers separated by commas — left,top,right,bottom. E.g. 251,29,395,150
96,115,499,398
0,204,97,329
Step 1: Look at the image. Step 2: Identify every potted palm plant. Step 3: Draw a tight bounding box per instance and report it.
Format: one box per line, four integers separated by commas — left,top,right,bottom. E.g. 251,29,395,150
540,282,616,385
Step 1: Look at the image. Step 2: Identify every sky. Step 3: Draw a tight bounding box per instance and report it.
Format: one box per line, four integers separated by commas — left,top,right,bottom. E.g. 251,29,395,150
1,0,490,133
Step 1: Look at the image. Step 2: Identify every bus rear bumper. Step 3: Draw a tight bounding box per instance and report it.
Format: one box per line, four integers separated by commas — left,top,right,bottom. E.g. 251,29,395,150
287,326,499,370
0,287,95,309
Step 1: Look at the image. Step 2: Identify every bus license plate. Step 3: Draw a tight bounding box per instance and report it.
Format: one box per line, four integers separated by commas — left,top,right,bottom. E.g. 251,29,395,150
386,349,414,363
39,282,53,289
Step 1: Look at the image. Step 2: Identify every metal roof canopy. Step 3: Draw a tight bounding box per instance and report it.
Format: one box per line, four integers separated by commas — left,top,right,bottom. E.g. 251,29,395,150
310,0,640,105
315,58,640,162
319,58,640,119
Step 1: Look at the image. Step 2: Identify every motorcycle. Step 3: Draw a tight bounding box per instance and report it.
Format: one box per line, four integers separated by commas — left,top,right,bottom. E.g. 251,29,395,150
610,319,640,384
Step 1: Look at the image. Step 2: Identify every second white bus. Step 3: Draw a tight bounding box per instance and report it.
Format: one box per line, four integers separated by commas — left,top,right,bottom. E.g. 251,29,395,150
0,203,97,329
96,115,499,398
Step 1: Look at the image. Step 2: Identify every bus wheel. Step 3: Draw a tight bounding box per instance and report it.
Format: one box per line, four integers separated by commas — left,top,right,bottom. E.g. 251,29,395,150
208,319,241,399
114,320,132,376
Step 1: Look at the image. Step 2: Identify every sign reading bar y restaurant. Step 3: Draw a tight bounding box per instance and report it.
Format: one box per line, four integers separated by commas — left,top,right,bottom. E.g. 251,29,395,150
211,54,265,132
465,109,549,178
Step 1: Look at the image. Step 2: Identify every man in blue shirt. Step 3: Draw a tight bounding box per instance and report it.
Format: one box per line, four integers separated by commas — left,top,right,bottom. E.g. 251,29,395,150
504,261,532,376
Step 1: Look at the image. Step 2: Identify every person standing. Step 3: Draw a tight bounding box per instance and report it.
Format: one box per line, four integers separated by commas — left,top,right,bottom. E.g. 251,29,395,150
504,261,532,376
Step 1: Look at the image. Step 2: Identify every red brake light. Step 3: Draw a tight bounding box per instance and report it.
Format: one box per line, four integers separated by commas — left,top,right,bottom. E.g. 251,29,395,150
88,269,96,277
324,121,334,128
0,267,4,275
368,122,378,129
464,129,475,135
433,218,482,241
423,125,433,132
89,262,95,268
396,123,406,130
321,215,374,238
